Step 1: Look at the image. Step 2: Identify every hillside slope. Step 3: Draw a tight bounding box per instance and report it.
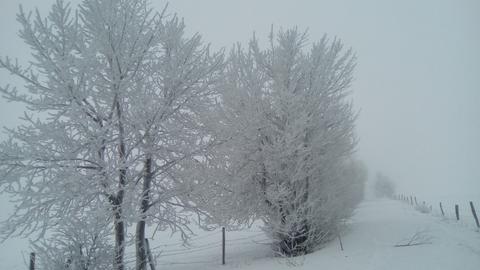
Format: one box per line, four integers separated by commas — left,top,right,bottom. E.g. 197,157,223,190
147,199,480,270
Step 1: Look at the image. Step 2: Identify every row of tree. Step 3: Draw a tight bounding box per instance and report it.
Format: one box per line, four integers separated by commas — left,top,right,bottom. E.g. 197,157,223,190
0,0,366,269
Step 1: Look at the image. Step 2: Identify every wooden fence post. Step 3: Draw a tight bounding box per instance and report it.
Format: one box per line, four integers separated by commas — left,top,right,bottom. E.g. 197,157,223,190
469,201,480,228
29,252,35,270
145,239,156,270
338,233,344,251
439,202,445,216
222,227,226,265
455,204,459,220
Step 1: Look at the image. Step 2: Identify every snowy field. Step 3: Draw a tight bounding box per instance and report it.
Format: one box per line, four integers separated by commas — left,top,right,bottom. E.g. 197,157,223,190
1,198,479,269
122,199,480,270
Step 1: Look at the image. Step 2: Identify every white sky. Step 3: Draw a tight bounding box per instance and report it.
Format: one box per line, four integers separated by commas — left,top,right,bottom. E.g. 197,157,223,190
1,0,479,268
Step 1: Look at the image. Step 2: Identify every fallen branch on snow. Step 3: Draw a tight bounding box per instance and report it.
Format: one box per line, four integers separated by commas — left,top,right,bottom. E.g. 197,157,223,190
394,229,433,247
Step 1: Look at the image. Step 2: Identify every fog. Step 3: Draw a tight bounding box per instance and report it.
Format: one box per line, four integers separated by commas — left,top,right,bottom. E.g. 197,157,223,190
0,0,479,268
164,0,480,200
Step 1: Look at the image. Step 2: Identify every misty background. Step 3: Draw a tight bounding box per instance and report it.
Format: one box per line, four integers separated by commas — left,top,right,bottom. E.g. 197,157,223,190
0,0,479,268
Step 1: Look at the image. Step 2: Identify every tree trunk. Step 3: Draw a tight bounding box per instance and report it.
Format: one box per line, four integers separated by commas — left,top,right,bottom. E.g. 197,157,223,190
136,221,146,270
260,163,272,207
114,97,127,270
279,178,310,257
297,177,310,254
136,154,152,270
113,203,125,270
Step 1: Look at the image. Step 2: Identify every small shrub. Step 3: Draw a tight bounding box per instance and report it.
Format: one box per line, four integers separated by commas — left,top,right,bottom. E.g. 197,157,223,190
415,203,431,214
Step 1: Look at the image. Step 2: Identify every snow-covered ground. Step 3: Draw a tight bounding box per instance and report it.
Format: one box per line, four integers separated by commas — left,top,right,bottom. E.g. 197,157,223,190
139,199,480,270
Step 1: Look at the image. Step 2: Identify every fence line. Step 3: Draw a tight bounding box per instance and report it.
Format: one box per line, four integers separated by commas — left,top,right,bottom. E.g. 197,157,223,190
124,231,266,258
395,193,480,231
120,228,269,268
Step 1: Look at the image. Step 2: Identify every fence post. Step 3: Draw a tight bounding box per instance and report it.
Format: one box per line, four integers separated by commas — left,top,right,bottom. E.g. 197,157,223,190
469,201,480,228
145,239,156,270
439,202,445,216
29,252,35,270
222,227,226,265
455,204,459,220
338,233,344,251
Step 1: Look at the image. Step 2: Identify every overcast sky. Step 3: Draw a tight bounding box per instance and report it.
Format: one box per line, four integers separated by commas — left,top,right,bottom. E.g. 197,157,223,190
1,0,479,268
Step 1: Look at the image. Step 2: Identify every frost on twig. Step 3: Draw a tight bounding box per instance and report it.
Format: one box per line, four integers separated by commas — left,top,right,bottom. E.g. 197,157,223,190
394,229,433,247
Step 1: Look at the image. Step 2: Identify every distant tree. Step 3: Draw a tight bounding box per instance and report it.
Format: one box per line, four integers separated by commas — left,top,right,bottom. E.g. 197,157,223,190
374,172,395,198
213,28,357,256
338,159,368,209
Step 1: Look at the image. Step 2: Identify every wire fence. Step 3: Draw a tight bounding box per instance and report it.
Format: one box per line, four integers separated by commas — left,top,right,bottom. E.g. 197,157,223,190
394,194,480,231
123,229,270,268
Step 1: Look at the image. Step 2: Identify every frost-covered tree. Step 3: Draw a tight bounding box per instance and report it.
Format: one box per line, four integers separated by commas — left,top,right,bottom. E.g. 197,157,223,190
129,15,223,270
0,1,223,269
374,172,395,198
338,159,368,209
215,28,357,256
